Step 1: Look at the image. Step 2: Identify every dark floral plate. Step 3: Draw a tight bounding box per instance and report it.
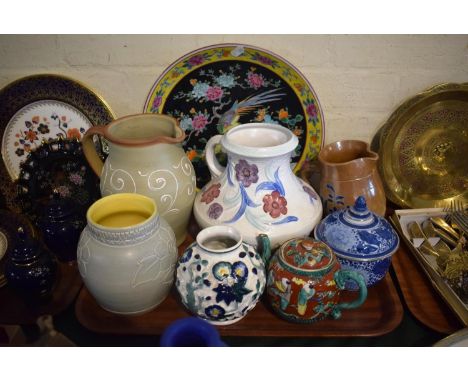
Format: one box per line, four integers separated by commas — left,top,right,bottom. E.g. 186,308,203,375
15,138,100,224
0,74,114,211
144,44,325,188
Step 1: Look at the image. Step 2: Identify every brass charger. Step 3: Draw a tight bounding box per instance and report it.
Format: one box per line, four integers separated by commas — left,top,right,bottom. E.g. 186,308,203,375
378,83,468,208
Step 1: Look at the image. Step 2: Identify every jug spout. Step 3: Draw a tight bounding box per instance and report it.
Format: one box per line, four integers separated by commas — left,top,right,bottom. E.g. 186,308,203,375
318,140,379,181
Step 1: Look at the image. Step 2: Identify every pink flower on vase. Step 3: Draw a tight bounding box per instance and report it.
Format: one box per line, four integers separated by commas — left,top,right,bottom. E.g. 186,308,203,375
208,203,223,220
192,114,209,135
152,95,162,110
235,159,259,188
263,191,288,218
188,54,204,66
201,183,221,204
247,72,265,89
206,86,224,101
306,102,317,119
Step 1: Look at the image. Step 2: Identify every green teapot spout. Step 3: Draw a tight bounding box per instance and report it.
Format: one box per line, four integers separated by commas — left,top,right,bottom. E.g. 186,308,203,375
257,234,271,265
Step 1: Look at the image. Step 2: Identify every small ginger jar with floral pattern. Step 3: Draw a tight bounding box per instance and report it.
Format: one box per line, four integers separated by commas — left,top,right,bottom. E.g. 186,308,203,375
193,123,322,249
175,225,270,325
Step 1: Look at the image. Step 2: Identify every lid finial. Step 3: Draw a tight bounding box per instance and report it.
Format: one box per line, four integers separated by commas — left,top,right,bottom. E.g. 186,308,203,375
354,196,367,212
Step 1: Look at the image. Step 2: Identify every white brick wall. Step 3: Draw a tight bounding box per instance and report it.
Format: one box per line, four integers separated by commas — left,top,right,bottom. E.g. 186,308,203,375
1,34,467,145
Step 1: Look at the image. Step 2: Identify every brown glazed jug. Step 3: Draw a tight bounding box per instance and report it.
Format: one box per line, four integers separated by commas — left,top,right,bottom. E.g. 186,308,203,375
318,140,386,216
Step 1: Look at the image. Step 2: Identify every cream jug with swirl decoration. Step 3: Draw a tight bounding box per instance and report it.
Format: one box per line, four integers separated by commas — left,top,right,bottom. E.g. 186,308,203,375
82,114,196,245
193,123,323,249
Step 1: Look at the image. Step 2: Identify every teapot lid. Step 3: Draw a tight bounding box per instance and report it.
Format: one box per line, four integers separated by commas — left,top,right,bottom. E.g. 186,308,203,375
279,238,335,273
10,227,41,264
315,196,399,261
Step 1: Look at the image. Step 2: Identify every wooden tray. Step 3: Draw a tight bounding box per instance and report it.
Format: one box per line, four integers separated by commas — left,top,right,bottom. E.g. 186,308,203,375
0,261,82,325
392,245,462,334
75,232,403,337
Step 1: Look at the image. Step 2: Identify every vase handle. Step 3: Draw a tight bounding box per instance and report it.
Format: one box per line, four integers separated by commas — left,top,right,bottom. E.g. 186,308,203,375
331,270,367,319
205,134,224,179
82,125,108,176
257,234,271,265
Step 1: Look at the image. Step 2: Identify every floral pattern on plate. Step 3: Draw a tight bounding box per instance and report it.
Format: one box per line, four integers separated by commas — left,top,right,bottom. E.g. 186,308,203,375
2,100,92,180
144,44,324,188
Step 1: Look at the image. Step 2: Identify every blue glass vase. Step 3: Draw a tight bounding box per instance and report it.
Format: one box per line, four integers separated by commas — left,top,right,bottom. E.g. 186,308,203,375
160,317,226,347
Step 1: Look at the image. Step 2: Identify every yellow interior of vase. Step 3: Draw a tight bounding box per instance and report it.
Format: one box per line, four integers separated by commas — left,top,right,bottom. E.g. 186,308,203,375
88,193,156,228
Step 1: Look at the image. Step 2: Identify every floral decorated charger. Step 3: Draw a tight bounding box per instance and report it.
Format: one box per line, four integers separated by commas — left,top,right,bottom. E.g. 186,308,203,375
0,74,114,181
144,44,325,188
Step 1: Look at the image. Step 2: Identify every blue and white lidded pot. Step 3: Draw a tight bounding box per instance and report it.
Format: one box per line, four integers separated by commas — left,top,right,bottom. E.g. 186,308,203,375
314,196,399,290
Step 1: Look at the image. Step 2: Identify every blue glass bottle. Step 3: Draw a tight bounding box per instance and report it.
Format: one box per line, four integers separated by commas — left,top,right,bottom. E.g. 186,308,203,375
5,227,57,299
37,191,86,262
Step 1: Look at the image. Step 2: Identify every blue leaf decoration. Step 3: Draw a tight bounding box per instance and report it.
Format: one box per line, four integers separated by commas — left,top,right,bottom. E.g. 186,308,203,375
224,185,259,223
336,196,344,200
273,168,285,196
241,184,260,207
271,216,299,225
326,184,335,192
255,167,284,196
255,181,279,194
224,196,247,224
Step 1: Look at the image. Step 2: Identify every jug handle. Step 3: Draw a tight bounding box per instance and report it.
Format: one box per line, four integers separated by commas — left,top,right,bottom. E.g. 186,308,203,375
257,234,271,265
331,270,367,319
205,135,224,179
82,125,108,176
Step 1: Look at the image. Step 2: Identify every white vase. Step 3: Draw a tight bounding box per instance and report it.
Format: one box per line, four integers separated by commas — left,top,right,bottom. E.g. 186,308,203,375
193,123,323,248
77,193,178,315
